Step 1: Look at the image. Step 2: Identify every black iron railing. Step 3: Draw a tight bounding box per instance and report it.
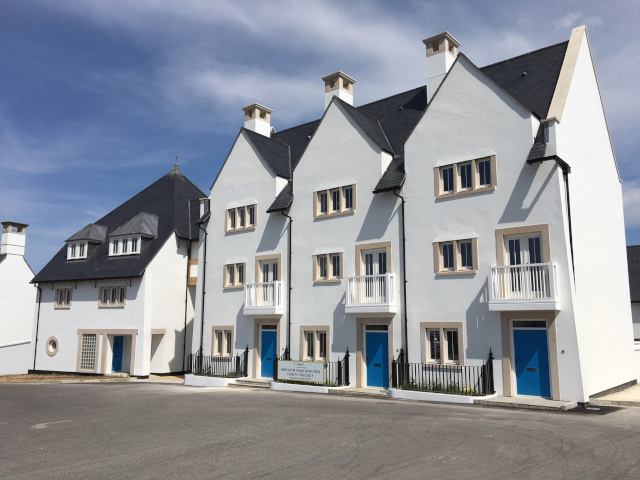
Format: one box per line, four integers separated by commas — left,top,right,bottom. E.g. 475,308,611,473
392,349,494,396
273,349,350,387
188,347,249,378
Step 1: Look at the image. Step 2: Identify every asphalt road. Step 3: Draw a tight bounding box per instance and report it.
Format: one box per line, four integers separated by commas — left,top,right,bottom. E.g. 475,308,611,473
1,382,640,479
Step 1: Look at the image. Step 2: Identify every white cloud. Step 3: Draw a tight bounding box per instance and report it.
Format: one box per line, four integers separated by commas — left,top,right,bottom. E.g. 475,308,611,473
552,11,603,30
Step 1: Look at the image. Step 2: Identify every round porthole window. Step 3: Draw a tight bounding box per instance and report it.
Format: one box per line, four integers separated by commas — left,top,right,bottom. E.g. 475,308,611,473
46,336,59,357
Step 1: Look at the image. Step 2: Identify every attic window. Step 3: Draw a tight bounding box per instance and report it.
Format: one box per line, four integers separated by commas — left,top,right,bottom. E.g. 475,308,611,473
67,241,88,260
110,236,142,256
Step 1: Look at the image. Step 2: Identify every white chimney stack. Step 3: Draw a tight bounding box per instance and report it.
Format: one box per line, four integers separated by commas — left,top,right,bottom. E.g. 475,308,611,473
242,103,273,137
322,71,356,109
423,31,460,103
1,221,28,256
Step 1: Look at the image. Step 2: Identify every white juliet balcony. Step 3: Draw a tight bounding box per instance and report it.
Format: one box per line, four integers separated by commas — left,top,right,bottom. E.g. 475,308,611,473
345,273,397,314
243,281,284,316
489,262,560,311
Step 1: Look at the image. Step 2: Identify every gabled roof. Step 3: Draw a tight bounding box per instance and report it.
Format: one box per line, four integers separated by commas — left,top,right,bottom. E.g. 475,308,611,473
111,212,158,238
335,98,395,155
32,165,205,283
480,41,569,119
66,223,107,243
628,246,640,303
267,182,294,213
243,128,291,179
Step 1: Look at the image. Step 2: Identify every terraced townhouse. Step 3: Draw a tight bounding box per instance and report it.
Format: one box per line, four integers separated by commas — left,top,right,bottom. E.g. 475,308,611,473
192,26,636,403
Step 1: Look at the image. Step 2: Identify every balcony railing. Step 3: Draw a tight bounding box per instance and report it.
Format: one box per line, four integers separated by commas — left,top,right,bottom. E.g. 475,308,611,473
244,281,283,314
345,273,396,313
489,262,560,311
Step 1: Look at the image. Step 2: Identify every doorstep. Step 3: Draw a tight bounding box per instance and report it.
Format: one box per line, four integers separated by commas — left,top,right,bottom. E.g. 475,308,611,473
328,387,390,399
589,383,640,407
475,395,578,411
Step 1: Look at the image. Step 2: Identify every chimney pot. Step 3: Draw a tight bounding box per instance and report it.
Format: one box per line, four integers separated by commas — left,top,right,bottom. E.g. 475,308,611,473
422,31,460,102
1,221,28,256
242,103,273,137
322,71,356,109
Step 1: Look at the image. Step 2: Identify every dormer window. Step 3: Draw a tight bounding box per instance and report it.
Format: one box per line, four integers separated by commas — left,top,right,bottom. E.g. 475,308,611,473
67,241,88,260
110,236,142,256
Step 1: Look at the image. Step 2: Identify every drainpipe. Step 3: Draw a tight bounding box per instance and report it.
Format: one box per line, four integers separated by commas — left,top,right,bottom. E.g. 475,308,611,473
526,155,574,275
32,284,42,371
281,210,292,358
393,190,409,361
197,216,208,367
182,240,191,372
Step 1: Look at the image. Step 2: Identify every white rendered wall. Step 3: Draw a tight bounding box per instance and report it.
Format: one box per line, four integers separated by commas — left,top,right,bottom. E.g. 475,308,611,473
0,254,36,374
403,57,583,400
144,233,192,374
33,275,145,374
192,131,289,375
289,100,403,380
555,33,636,397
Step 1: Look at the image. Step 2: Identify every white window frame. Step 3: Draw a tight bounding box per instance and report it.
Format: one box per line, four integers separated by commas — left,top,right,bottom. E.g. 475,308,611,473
313,252,343,283
67,241,88,260
99,286,126,308
435,156,497,198
314,184,356,218
212,327,234,357
226,205,257,233
109,236,142,256
55,288,73,309
433,238,478,275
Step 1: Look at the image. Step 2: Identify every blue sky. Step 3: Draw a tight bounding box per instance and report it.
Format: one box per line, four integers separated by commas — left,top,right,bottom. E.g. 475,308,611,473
1,0,639,272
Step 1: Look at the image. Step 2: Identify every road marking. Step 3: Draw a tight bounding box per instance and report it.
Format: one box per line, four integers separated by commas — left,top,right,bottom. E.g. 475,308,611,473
30,420,71,429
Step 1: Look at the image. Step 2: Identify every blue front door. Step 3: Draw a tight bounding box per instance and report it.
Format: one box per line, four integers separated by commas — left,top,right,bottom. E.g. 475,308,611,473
112,336,124,372
366,331,388,388
260,329,277,378
514,329,550,397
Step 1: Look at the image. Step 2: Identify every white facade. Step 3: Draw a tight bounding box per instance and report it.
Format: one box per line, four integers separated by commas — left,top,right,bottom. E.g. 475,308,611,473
194,26,635,402
192,130,290,376
34,234,196,376
0,222,36,375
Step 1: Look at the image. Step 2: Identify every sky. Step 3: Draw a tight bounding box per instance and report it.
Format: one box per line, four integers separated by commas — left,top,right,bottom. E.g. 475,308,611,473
1,0,639,273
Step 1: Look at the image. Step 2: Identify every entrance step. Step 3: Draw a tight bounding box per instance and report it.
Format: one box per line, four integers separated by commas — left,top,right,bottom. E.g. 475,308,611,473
329,387,390,399
230,378,272,389
105,372,130,378
475,395,577,411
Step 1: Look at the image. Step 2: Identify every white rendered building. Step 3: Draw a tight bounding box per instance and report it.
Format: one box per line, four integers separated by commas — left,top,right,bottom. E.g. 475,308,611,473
0,222,36,375
193,26,636,402
32,166,204,377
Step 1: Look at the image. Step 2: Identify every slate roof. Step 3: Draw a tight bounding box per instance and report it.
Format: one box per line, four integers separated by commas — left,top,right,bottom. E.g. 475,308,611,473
267,182,294,213
527,124,548,162
628,246,640,303
336,98,395,155
243,128,291,179
481,41,568,120
33,165,205,283
237,38,569,200
66,223,108,243
111,212,158,238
